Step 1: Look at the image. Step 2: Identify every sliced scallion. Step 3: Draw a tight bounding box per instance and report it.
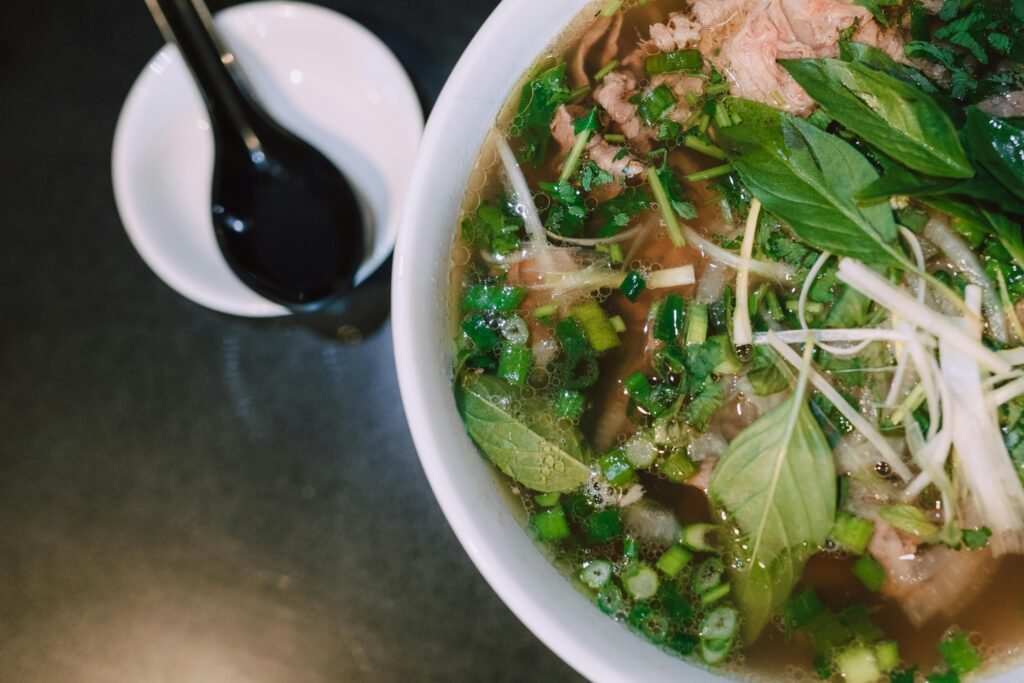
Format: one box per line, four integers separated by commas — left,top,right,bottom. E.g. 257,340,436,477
645,49,703,76
579,559,613,589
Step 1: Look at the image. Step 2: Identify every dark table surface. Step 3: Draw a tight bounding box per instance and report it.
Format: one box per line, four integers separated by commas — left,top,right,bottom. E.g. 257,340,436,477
0,1,584,680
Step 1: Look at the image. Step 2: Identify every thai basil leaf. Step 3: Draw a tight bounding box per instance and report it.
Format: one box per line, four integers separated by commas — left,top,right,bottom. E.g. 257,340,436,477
456,373,590,493
838,41,956,117
858,160,1024,214
965,106,1024,201
707,393,836,643
780,58,973,178
747,346,790,396
716,98,903,266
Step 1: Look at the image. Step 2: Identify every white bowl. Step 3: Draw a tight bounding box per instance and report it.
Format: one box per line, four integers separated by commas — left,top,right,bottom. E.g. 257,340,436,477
393,2,1021,681
393,1,720,681
113,1,422,317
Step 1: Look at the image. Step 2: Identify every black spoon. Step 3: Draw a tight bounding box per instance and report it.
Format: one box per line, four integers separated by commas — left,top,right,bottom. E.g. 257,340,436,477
145,0,365,312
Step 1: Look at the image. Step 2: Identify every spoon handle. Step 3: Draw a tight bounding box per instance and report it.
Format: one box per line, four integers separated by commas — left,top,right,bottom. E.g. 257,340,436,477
144,0,261,150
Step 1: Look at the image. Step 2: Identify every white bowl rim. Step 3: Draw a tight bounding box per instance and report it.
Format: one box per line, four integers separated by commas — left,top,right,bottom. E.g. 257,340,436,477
392,1,1023,681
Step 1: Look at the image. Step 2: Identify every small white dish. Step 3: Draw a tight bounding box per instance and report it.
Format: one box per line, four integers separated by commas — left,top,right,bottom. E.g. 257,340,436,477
113,1,422,317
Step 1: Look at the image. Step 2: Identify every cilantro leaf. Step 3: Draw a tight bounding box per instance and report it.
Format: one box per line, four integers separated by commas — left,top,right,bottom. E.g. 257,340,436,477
595,187,653,235
461,199,524,254
579,160,614,192
511,64,571,166
656,162,697,220
539,180,588,237
961,526,993,550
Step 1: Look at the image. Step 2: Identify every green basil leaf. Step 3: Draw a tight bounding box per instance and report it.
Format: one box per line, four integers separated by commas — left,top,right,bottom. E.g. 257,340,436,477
780,58,973,179
456,373,591,493
717,99,903,266
708,394,837,643
858,160,1024,214
965,106,1024,201
838,41,956,116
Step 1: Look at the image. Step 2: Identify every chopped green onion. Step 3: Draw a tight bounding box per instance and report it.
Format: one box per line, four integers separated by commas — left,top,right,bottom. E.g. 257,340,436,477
661,450,698,483
624,371,653,402
659,583,695,623
603,133,627,143
610,243,625,264
462,284,528,313
783,588,825,631
684,163,734,183
938,631,982,675
498,343,533,386
838,605,884,643
684,91,699,106
531,508,570,541
835,645,882,683
925,670,960,683
704,81,730,96
622,562,659,600
700,582,731,605
533,303,558,321
462,314,499,351
599,0,623,16
554,389,586,420
645,49,703,76
639,610,671,644
623,535,639,560
584,508,623,544
555,317,593,358
594,59,619,82
656,544,694,578
596,583,624,614
700,636,734,665
698,112,711,134
580,559,613,589
806,610,853,654
686,301,708,345
764,288,784,321
831,511,875,555
680,523,717,552
645,167,686,247
691,557,724,596
852,554,886,592
534,492,561,507
619,270,647,302
624,434,659,469
637,84,678,125
712,101,733,128
700,606,738,641
609,315,626,333
683,135,727,160
599,448,637,487
572,301,621,353
876,641,901,673
654,294,686,343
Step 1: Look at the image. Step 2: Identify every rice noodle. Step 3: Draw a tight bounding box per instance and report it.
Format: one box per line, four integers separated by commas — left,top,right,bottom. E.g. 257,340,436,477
837,259,1012,375
545,224,644,246
495,133,546,244
752,329,914,345
766,332,913,480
